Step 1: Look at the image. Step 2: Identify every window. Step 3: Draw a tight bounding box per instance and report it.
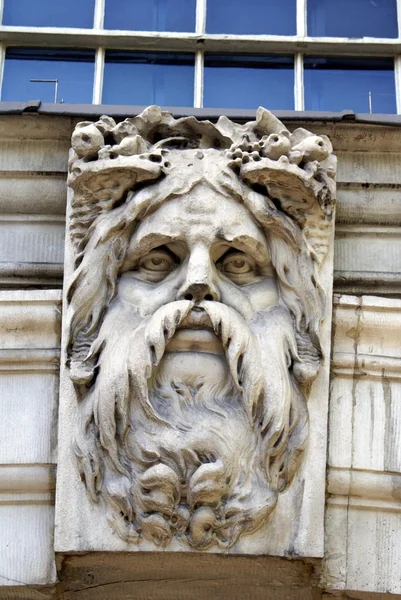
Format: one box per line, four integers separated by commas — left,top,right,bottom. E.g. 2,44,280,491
104,0,196,32
1,1,401,113
206,0,296,35
103,52,195,106
304,57,396,114
307,0,398,38
204,55,294,110
1,49,95,104
2,0,95,28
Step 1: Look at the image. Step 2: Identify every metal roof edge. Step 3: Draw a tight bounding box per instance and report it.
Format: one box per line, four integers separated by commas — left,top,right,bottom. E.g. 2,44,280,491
1,101,401,126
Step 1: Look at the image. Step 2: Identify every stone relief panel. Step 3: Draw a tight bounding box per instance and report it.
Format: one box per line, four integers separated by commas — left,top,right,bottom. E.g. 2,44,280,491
55,106,336,554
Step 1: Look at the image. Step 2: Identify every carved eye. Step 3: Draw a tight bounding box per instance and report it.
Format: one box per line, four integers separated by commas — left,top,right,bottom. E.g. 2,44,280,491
219,252,255,275
139,249,176,273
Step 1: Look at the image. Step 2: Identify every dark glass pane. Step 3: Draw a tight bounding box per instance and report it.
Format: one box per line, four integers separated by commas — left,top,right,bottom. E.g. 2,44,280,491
103,52,194,106
204,55,294,110
104,0,196,31
206,0,296,35
2,0,95,28
1,49,95,104
304,57,396,114
307,0,398,38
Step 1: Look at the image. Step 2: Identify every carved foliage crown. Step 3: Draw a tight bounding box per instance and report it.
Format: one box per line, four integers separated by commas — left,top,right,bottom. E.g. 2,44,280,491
68,105,336,268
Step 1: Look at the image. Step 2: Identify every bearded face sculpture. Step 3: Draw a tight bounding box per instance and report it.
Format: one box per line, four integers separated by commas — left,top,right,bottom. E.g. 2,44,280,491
61,106,336,551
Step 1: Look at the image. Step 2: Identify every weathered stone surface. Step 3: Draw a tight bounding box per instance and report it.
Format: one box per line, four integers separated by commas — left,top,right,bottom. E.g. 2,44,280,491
56,106,336,555
0,291,61,587
0,115,70,287
323,295,401,595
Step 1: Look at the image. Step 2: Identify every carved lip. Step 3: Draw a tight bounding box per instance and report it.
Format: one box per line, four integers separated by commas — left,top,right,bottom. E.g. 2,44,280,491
179,308,214,330
166,308,223,355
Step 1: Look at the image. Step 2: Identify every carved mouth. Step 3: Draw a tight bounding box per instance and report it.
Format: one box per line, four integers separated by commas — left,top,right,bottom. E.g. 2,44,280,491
180,307,214,330
166,308,223,355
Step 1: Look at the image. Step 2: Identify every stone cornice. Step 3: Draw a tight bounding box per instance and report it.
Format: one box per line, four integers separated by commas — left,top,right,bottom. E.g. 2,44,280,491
0,464,55,505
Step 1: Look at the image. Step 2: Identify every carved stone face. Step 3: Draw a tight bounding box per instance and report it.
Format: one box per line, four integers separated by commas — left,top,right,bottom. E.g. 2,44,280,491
118,181,279,380
65,107,336,551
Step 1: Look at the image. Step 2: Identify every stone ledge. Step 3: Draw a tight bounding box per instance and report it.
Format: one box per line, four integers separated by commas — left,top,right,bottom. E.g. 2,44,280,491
327,467,401,512
331,353,401,380
0,290,61,350
56,552,321,600
0,465,55,505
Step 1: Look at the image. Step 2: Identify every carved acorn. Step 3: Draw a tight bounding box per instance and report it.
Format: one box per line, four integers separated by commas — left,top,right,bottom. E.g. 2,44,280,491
112,118,139,143
260,131,291,160
71,123,104,159
111,134,149,157
290,134,332,163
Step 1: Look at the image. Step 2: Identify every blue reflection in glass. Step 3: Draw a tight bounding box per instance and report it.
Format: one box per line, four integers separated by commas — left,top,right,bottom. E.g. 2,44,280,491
304,57,396,114
104,0,195,31
206,0,296,35
2,0,95,28
307,0,397,38
103,52,194,106
204,55,294,110
1,49,95,104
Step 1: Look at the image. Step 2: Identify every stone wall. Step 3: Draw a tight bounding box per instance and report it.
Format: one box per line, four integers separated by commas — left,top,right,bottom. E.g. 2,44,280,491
0,113,400,598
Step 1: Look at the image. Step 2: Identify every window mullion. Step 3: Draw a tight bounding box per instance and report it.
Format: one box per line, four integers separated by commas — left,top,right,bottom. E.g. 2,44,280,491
93,46,105,104
194,50,204,108
394,55,401,114
196,0,207,34
0,44,5,101
297,0,307,37
396,0,401,37
94,0,105,29
194,0,206,109
294,52,304,110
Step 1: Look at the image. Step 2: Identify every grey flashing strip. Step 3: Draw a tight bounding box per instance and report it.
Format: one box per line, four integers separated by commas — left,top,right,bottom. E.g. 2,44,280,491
1,101,401,126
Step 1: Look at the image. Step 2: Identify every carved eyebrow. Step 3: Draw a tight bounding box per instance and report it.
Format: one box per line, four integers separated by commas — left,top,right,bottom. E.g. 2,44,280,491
127,232,177,260
215,234,270,264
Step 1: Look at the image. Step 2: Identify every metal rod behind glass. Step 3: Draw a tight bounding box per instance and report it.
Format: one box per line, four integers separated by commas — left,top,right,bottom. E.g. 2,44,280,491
30,78,59,103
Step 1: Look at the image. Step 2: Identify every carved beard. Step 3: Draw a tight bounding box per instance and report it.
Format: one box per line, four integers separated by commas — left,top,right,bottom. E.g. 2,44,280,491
74,299,308,549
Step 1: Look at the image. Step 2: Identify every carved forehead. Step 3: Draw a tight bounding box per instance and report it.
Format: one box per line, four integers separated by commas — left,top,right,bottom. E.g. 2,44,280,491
130,181,268,253
151,147,244,194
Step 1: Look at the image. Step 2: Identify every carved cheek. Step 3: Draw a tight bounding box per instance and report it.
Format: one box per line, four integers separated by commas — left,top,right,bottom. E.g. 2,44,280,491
117,272,183,314
218,276,279,319
217,279,256,321
243,277,279,312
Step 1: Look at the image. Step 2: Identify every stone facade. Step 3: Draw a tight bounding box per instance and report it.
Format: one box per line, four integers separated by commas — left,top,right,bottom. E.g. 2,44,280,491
0,109,400,599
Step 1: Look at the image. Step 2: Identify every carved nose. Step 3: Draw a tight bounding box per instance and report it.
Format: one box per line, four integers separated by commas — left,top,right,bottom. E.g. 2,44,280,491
180,283,218,303
177,245,220,302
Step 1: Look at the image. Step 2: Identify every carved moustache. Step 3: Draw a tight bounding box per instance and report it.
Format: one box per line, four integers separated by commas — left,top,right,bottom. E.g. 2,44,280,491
141,300,265,422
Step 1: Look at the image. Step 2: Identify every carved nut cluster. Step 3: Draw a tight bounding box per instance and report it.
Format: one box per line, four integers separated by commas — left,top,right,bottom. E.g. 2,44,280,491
227,129,332,171
70,115,150,163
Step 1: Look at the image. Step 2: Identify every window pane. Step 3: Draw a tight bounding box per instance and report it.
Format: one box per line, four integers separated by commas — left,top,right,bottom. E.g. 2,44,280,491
206,0,296,35
103,52,194,106
1,49,95,104
307,0,398,38
204,55,294,110
104,0,196,31
2,0,95,28
304,57,396,114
